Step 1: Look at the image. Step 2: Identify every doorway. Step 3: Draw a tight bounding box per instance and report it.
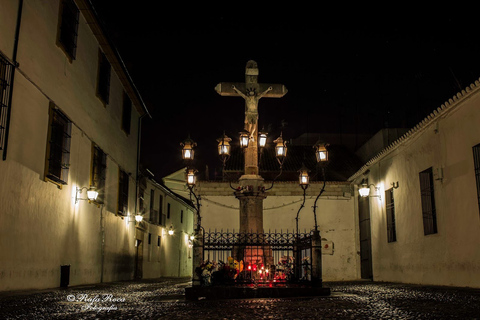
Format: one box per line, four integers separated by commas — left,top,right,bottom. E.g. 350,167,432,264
358,195,373,279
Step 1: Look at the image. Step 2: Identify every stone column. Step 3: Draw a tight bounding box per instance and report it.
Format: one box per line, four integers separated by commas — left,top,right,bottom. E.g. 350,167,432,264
311,230,323,287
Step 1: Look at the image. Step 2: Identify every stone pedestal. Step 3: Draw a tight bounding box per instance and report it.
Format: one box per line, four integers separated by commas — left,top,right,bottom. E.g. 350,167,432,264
311,230,323,287
233,174,273,266
192,228,204,287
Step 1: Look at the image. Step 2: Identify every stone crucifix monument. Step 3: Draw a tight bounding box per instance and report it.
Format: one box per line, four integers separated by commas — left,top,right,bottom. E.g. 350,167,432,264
215,60,287,265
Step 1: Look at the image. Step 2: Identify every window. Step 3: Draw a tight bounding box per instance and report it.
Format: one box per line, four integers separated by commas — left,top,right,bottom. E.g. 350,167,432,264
159,195,165,226
419,167,438,235
150,189,159,224
148,233,151,245
91,144,106,203
0,53,14,158
157,235,160,247
181,210,183,224
385,188,396,242
167,203,171,219
97,50,111,104
473,144,480,215
117,169,129,216
58,0,79,60
122,92,132,135
45,104,71,185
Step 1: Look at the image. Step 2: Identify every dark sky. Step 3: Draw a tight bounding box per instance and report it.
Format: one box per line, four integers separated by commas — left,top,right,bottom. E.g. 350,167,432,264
89,3,480,179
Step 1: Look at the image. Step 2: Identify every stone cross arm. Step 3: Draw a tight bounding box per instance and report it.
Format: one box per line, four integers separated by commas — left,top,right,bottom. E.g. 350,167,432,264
215,82,288,98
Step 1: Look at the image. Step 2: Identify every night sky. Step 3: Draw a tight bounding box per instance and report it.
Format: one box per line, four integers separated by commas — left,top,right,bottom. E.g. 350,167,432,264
89,4,480,179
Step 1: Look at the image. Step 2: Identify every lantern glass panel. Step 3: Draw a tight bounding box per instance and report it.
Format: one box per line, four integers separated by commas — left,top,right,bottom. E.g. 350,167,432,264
359,185,370,197
259,133,267,148
240,133,249,148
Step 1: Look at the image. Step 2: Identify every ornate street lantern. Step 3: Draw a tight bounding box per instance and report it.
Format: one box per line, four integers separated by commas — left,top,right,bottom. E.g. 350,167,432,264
181,136,196,161
217,133,232,158
86,186,99,201
298,165,310,187
314,141,328,163
359,182,370,197
258,130,268,149
239,131,250,149
168,225,174,236
274,133,287,165
186,168,197,186
135,214,143,222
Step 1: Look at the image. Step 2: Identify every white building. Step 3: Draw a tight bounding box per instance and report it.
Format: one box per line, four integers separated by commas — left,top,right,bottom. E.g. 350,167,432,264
0,0,191,291
350,79,480,288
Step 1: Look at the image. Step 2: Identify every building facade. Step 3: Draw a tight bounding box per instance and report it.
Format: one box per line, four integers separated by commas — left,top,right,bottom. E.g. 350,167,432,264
350,79,480,288
0,0,191,291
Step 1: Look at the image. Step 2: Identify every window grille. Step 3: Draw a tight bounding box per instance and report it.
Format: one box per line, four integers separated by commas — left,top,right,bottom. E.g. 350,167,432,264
92,145,106,203
0,53,14,158
385,188,396,242
58,0,79,60
97,51,110,104
122,92,132,134
473,144,480,215
118,169,129,216
419,167,438,235
45,105,71,185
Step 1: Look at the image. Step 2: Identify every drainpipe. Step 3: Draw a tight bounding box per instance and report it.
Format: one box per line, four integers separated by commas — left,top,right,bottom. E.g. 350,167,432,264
2,0,23,160
135,113,147,218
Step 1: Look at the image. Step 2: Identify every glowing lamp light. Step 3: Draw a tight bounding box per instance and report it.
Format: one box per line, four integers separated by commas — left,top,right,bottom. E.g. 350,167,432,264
258,131,268,148
168,226,174,236
298,165,310,186
359,183,370,197
274,133,287,165
239,131,250,149
217,133,232,157
86,186,98,201
314,141,328,163
181,137,196,161
135,214,143,222
186,169,197,186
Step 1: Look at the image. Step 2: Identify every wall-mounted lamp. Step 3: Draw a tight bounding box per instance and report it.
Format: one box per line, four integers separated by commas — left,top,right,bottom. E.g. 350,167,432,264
75,186,98,204
168,225,174,236
391,181,399,189
358,180,381,199
135,214,143,222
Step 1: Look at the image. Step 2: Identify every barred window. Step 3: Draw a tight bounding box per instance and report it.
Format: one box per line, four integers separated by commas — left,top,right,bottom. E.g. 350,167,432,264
473,144,480,215
45,105,71,185
97,51,111,104
118,169,129,216
91,144,107,203
0,53,14,158
419,167,438,235
385,188,396,242
150,189,159,224
58,0,79,60
122,92,132,135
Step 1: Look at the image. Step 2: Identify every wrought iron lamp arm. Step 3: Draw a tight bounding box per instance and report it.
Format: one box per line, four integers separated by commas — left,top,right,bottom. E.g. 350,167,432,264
295,184,308,235
188,185,202,231
265,167,283,191
312,167,326,231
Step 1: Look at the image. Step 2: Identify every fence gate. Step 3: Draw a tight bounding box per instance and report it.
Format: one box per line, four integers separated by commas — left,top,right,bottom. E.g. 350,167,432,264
200,230,313,285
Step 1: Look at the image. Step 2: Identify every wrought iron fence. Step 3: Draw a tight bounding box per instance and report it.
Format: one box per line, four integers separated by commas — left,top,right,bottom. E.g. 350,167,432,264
197,230,313,286
0,53,14,158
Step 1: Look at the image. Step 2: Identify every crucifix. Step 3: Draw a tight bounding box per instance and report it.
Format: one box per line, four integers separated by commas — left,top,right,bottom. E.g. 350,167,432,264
215,61,287,266
215,60,288,176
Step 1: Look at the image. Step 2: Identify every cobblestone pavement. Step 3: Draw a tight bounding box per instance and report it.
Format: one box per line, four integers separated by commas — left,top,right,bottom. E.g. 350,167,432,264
0,278,479,319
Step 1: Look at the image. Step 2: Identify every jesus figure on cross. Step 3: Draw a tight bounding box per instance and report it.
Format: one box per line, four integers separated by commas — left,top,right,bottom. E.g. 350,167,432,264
232,85,273,137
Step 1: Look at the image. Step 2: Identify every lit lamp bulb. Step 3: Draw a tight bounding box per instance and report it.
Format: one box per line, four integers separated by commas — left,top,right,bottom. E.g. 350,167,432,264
298,165,310,187
274,133,287,166
359,183,370,197
186,169,197,186
258,131,267,149
86,186,98,201
168,226,174,236
217,133,232,157
181,137,196,161
239,131,250,149
314,141,328,163
135,214,143,222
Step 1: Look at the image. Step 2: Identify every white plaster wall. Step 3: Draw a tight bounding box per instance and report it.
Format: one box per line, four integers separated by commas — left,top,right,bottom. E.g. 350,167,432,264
364,91,480,288
0,0,142,291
